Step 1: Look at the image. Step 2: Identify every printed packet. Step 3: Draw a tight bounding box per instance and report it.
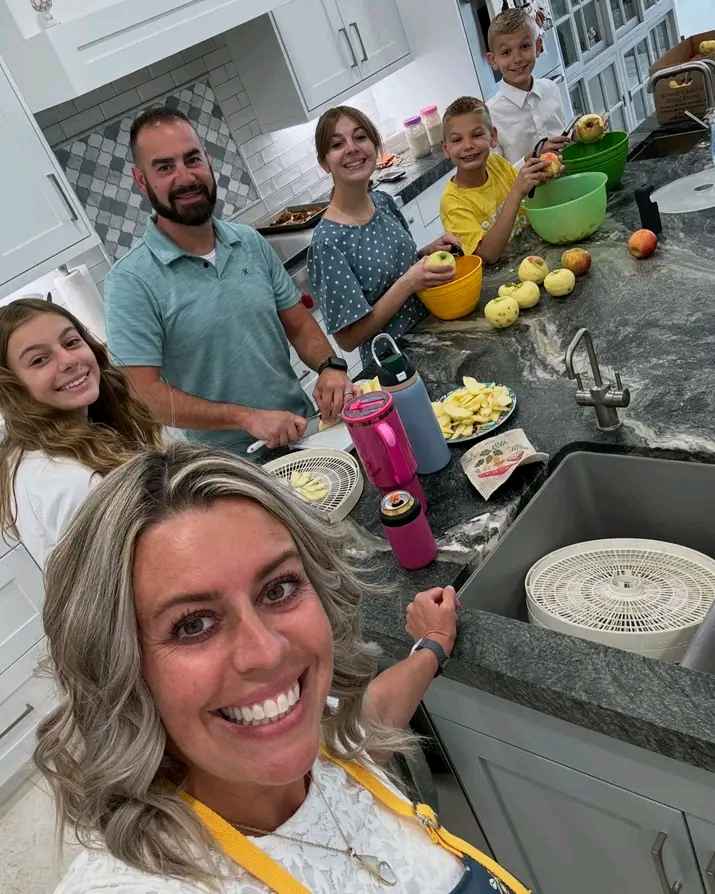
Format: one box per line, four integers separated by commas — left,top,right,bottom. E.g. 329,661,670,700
461,428,548,500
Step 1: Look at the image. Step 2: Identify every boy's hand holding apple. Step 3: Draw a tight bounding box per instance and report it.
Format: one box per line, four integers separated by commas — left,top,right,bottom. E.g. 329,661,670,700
515,157,550,197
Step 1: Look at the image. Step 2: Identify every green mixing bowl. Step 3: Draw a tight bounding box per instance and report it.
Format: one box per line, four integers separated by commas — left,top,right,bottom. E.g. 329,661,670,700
524,172,607,244
562,132,629,190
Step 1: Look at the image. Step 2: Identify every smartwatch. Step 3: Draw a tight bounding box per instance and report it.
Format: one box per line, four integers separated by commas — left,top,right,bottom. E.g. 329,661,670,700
409,637,450,677
317,355,348,375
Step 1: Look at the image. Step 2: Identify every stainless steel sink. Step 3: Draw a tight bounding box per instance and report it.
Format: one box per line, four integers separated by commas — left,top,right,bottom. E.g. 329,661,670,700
458,449,715,621
628,127,709,161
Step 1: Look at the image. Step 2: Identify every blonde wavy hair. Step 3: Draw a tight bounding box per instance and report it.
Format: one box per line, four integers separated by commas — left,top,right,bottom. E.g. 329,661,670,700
35,443,414,887
0,298,161,538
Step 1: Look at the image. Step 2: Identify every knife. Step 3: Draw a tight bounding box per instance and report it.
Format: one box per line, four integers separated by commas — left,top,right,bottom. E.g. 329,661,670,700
246,414,321,455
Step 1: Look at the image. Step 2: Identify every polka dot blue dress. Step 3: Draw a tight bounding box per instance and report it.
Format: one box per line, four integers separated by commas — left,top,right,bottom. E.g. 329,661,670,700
308,191,428,367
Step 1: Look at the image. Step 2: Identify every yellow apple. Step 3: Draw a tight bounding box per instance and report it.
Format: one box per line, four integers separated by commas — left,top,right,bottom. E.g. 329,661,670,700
484,295,519,328
574,114,605,144
539,151,563,178
544,268,576,297
498,280,541,309
518,255,550,284
425,250,457,271
699,40,715,55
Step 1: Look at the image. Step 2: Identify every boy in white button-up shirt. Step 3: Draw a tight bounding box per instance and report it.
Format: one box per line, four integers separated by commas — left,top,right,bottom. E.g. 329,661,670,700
486,8,569,168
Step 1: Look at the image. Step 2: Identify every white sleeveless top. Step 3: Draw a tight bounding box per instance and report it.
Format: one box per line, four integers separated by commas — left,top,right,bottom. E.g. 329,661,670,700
55,756,465,893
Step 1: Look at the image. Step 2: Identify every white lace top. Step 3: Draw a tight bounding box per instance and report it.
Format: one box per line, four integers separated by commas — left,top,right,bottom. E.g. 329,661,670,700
55,756,465,893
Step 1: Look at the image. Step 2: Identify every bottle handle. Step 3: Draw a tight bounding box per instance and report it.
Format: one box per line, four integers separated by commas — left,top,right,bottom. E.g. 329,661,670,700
371,333,401,369
375,421,409,483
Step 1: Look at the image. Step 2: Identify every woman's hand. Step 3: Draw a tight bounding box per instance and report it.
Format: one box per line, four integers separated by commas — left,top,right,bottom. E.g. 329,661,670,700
403,257,456,293
406,585,458,656
420,232,462,257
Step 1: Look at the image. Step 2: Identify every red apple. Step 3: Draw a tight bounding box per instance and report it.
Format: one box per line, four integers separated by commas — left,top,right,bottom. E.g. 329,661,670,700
628,229,657,259
561,247,592,276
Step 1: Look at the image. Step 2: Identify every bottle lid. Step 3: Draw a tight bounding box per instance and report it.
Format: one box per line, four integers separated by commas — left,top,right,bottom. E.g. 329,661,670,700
403,115,422,126
380,490,421,526
420,104,438,115
341,390,392,425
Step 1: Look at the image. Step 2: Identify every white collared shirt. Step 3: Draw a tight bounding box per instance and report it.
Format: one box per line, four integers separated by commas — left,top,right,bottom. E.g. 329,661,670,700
487,77,566,168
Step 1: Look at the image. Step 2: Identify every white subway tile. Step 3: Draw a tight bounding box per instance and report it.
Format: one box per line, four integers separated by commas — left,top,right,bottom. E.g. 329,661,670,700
299,155,319,175
252,160,283,185
171,58,208,86
137,74,175,102
231,120,261,147
213,75,246,102
271,167,303,191
226,106,257,130
100,89,142,119
148,52,185,78
203,45,233,71
219,94,245,116
224,61,239,78
236,200,268,225
242,132,274,156
208,66,229,88
265,185,295,211
280,140,314,168
62,106,105,139
73,83,117,113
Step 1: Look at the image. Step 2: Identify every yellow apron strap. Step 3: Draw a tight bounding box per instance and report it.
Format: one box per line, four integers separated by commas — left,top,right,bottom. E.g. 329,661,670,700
321,748,531,894
179,791,309,894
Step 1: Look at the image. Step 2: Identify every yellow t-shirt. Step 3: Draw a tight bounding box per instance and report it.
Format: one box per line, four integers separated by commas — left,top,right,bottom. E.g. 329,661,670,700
440,152,526,256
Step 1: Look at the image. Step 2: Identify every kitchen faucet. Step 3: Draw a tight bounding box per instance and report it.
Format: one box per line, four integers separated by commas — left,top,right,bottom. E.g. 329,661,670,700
564,328,630,431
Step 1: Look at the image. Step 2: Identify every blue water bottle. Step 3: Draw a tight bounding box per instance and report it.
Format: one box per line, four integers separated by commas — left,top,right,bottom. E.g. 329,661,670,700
370,334,451,474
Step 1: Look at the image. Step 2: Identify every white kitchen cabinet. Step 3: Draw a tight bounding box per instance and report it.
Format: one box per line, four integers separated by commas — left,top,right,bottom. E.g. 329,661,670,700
334,0,410,80
0,56,96,297
400,168,454,250
687,815,715,891
0,544,46,678
0,0,282,112
228,0,412,131
434,717,704,894
0,638,56,799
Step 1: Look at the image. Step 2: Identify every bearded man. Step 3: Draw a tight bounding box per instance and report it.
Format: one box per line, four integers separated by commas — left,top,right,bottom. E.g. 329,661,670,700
104,108,352,453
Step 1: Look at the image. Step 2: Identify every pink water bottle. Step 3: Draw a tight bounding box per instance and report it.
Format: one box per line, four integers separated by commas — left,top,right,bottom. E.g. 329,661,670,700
380,490,437,570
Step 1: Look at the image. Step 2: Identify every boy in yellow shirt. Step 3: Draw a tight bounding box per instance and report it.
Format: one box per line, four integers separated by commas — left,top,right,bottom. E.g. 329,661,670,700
440,96,549,263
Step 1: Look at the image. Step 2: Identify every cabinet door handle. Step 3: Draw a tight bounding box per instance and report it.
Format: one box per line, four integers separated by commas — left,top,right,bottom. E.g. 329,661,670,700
46,173,78,222
0,703,35,742
350,22,368,62
706,853,715,891
338,27,359,68
651,832,683,894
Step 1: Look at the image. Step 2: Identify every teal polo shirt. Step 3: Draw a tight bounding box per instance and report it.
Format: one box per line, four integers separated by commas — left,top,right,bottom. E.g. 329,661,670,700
104,217,313,455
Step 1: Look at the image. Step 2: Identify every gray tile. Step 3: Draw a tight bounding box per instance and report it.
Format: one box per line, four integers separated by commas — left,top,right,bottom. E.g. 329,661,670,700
74,83,117,113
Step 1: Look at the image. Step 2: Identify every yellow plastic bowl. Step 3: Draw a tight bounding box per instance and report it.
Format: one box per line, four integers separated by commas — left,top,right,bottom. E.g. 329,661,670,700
417,254,483,320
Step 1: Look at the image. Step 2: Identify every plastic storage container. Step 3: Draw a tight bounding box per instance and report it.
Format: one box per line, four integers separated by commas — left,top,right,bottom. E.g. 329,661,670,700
420,104,443,147
403,115,431,159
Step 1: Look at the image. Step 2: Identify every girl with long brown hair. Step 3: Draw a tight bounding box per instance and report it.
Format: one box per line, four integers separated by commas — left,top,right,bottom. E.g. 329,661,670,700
0,297,161,565
308,106,460,367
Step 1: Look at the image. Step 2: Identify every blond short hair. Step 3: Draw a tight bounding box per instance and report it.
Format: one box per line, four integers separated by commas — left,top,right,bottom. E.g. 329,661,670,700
487,8,537,51
442,96,492,133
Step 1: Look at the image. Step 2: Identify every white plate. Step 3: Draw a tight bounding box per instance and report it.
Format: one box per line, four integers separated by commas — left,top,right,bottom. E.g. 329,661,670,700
437,386,517,445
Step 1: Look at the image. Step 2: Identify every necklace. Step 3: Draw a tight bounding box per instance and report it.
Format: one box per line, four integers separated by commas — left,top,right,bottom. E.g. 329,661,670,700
232,771,397,887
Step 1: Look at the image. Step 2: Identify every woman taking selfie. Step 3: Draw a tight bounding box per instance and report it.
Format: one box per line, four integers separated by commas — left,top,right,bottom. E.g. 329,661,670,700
0,297,160,566
37,443,529,893
309,106,460,367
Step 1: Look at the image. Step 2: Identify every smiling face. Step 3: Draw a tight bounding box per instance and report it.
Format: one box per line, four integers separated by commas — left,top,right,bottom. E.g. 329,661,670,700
135,499,334,801
132,119,217,227
488,26,537,91
319,114,379,187
6,312,101,413
442,111,498,174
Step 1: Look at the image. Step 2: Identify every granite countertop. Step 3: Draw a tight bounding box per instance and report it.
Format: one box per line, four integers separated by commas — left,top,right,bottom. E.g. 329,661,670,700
343,132,715,772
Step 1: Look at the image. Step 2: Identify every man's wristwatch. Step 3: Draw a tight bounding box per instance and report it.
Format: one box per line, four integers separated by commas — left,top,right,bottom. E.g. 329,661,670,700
317,355,348,375
409,637,450,677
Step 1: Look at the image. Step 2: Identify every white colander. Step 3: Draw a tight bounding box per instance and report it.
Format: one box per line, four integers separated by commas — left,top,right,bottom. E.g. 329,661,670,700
263,449,363,522
525,539,715,661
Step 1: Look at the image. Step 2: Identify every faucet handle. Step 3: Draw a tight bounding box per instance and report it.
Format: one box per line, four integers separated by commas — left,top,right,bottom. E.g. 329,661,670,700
575,372,585,391
615,371,623,390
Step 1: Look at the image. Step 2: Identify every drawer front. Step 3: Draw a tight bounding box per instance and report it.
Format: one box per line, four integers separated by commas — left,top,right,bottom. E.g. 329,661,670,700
0,545,45,675
0,640,57,792
415,170,454,228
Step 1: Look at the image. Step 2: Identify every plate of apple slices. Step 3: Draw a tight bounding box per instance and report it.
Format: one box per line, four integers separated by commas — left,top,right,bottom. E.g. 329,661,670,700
433,377,516,444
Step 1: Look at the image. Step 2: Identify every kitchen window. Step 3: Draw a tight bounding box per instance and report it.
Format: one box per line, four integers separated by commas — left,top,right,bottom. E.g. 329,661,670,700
568,79,587,117
649,13,676,59
622,37,655,126
585,62,628,132
609,0,638,34
554,0,608,70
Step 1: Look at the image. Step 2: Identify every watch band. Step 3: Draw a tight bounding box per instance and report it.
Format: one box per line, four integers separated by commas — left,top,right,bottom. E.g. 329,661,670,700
317,355,348,375
409,637,449,677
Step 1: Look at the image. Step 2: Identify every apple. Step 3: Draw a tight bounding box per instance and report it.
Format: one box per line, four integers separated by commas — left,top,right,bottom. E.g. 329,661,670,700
518,255,550,284
539,151,563,178
699,40,715,56
425,250,457,271
498,280,541,309
627,229,657,259
561,247,592,276
544,268,576,297
574,114,605,144
484,295,519,329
